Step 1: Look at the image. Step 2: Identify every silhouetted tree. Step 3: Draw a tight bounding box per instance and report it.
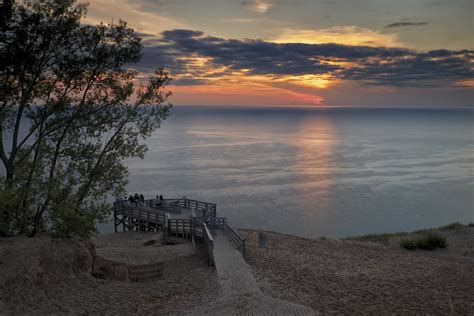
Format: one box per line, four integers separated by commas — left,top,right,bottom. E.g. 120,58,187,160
0,0,172,238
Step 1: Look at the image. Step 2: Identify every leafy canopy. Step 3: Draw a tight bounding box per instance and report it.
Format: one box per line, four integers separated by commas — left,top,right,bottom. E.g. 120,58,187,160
0,0,172,238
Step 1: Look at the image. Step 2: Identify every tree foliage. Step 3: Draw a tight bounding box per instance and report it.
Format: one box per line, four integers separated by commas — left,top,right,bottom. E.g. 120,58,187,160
0,0,172,238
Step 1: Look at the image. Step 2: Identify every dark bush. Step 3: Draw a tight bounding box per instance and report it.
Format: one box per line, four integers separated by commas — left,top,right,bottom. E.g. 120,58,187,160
415,233,447,250
399,238,417,250
399,233,447,251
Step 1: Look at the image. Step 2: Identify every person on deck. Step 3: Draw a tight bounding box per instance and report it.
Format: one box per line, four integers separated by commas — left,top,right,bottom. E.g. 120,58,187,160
158,195,164,208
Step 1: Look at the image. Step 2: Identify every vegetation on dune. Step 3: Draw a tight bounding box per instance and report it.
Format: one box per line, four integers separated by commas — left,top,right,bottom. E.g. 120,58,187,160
0,0,171,238
399,233,448,251
398,238,418,250
414,222,464,234
344,232,406,243
345,222,468,246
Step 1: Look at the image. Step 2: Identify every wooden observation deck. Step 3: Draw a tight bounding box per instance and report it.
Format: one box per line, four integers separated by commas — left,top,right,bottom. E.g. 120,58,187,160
112,197,315,315
113,198,245,263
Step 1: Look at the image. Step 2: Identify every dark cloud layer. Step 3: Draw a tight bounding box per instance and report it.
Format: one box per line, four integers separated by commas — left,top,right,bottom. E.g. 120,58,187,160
139,29,474,87
385,21,429,28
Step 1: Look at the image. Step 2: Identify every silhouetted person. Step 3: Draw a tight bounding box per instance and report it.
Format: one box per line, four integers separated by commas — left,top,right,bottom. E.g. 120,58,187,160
128,195,134,204
134,193,139,205
159,195,163,201
139,193,145,204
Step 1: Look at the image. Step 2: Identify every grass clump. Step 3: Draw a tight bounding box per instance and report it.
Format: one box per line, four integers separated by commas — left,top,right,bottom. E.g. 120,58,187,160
345,232,404,243
346,222,469,244
399,238,417,250
415,222,464,234
399,233,447,251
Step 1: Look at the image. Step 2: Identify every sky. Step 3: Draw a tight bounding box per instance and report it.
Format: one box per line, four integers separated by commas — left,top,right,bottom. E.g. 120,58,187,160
84,0,474,107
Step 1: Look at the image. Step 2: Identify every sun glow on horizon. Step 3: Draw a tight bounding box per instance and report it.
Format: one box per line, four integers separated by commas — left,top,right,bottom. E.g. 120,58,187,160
168,80,325,106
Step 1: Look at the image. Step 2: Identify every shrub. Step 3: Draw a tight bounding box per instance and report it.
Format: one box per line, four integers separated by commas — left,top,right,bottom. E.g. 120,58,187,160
399,233,447,251
399,238,417,250
415,233,447,250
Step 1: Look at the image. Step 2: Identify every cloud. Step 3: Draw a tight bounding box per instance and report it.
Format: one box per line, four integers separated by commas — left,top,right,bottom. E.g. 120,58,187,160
270,26,401,47
171,78,209,86
139,29,474,88
84,0,186,36
341,51,474,86
224,18,256,23
241,0,275,13
385,21,429,28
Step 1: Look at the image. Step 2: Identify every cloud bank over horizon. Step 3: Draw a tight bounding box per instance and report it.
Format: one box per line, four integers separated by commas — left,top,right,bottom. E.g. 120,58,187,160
85,0,473,106
138,29,473,98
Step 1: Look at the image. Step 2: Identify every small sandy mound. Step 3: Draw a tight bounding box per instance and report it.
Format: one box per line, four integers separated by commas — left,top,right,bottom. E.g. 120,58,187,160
0,236,95,314
94,231,195,264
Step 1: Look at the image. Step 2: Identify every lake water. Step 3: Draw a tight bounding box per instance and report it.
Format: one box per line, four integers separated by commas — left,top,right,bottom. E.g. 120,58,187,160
98,106,473,238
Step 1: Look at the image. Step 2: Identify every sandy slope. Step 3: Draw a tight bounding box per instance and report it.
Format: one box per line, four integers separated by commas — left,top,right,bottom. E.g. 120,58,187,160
1,226,473,315
242,227,474,314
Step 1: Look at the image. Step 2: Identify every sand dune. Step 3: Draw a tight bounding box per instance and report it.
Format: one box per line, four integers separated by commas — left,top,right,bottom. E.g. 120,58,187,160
1,225,473,314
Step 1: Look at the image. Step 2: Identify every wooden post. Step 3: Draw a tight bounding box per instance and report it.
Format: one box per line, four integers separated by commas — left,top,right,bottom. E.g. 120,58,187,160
113,210,118,233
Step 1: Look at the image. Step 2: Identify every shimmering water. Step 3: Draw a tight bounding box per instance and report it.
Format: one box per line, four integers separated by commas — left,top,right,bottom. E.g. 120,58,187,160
103,106,473,238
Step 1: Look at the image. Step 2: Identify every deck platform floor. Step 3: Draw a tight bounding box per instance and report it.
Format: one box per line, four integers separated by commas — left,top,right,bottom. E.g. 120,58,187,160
134,205,194,220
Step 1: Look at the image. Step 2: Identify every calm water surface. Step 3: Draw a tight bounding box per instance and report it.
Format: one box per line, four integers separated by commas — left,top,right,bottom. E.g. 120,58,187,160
100,106,474,238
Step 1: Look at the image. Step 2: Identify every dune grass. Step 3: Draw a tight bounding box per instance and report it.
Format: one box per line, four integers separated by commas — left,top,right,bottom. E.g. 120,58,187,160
399,233,448,250
345,222,466,243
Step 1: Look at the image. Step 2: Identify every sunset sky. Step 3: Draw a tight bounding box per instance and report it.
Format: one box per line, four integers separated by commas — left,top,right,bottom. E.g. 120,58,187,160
84,0,474,107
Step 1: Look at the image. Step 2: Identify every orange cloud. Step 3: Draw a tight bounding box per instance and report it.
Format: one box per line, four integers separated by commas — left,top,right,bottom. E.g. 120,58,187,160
269,26,401,47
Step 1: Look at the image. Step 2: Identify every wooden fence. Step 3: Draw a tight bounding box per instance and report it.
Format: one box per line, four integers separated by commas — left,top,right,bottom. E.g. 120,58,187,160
92,253,207,282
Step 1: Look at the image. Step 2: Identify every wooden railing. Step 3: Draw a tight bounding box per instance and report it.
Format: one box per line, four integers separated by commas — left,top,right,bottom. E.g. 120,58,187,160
164,199,217,217
146,199,181,213
114,203,166,226
207,217,246,258
142,198,217,217
166,219,194,240
115,198,216,217
202,222,215,266
223,220,246,258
